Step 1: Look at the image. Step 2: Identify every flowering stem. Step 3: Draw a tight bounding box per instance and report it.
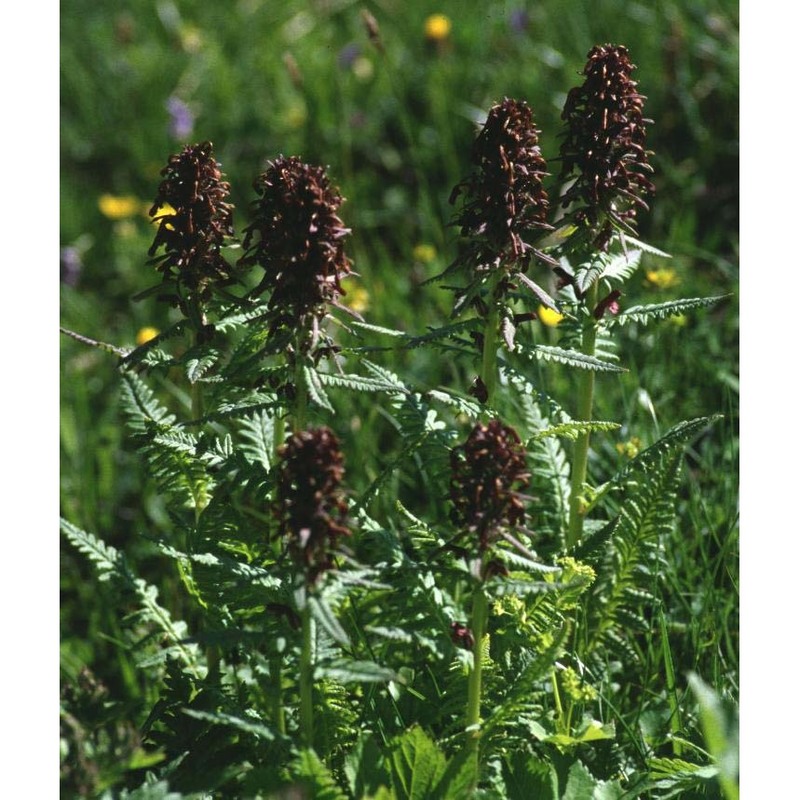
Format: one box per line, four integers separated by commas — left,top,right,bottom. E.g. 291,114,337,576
480,276,503,406
293,337,309,433
299,599,315,747
566,281,599,549
270,654,286,735
465,572,488,755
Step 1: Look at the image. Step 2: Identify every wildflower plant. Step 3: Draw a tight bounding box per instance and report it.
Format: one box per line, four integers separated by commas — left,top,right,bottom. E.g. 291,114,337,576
60,40,734,800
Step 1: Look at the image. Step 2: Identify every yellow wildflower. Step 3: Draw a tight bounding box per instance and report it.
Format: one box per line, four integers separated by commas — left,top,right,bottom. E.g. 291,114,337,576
180,24,203,53
645,268,679,290
424,13,452,41
538,306,564,327
615,437,642,459
347,285,370,314
99,194,140,220
412,243,437,263
135,326,160,346
148,201,176,220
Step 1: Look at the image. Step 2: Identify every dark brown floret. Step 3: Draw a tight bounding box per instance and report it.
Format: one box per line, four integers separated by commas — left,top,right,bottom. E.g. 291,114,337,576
450,420,530,552
274,427,351,584
451,98,553,275
147,141,235,304
241,156,352,321
558,44,655,250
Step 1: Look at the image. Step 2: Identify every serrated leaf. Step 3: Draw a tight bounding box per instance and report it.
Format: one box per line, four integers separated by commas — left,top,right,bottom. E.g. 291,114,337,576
60,519,199,670
351,320,406,338
614,295,727,326
489,578,565,596
317,658,397,684
182,709,279,741
528,421,621,443
526,345,627,373
290,749,349,800
574,258,606,295
432,747,477,800
621,234,672,258
600,249,642,283
344,734,392,799
503,752,558,800
308,594,351,647
544,719,615,747
186,349,220,383
303,365,335,412
388,725,447,800
426,389,484,420
562,760,599,800
318,371,404,394
237,410,274,471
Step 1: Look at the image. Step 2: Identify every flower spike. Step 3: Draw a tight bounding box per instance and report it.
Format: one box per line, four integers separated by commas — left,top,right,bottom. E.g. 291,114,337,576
274,427,351,585
558,44,655,250
241,156,352,323
450,420,531,554
147,141,235,315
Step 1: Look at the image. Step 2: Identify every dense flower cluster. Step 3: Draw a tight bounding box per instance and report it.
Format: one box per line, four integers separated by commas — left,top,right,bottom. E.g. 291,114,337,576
450,420,530,552
451,98,553,276
241,156,352,322
559,44,654,250
274,427,351,584
147,142,235,305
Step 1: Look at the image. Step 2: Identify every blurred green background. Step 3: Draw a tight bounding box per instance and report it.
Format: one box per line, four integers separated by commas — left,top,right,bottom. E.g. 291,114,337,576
61,0,738,757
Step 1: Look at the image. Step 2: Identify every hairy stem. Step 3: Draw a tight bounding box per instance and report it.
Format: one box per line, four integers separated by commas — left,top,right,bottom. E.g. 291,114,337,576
566,281,599,549
300,600,314,747
466,576,488,755
480,277,502,406
270,654,286,736
293,328,310,433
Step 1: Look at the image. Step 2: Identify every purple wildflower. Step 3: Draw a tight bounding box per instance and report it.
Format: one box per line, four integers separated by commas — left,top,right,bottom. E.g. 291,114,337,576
166,96,195,141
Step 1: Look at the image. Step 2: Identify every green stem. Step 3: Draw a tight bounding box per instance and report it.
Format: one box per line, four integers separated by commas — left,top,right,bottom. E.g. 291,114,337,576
300,599,314,747
466,576,489,755
551,668,566,734
480,278,502,407
293,329,310,433
270,654,286,736
566,281,599,549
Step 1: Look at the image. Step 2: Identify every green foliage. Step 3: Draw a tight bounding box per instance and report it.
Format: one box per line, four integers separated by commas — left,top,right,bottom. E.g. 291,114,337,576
61,5,737,797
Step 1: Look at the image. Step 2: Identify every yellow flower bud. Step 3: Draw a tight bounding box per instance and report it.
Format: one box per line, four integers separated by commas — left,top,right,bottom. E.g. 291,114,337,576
135,326,160,346
538,306,565,327
424,13,451,41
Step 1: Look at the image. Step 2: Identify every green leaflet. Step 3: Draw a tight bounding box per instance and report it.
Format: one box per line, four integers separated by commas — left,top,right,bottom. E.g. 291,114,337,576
60,519,200,671
613,295,728,326
182,709,280,741
289,749,350,800
302,364,335,412
237,410,274,471
524,345,627,373
582,416,721,660
527,420,621,443
317,370,407,395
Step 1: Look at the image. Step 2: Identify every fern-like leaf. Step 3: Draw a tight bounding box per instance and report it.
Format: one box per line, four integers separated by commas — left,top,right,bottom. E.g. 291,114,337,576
522,345,627,373
581,416,721,662
528,420,621,443
60,519,200,671
613,295,728,327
